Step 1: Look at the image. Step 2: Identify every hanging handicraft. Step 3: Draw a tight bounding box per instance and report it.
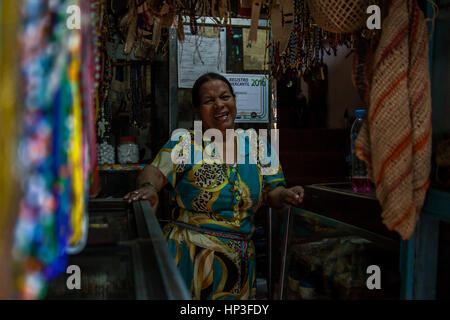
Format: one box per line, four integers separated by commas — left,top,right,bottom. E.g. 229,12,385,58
95,0,113,140
14,0,93,299
118,0,175,58
269,0,353,81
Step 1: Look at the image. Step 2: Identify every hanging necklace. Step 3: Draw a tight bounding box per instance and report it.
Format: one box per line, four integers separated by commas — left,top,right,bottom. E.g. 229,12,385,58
271,0,354,80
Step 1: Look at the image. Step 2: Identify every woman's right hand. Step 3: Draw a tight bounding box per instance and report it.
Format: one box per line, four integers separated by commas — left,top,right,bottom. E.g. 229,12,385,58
124,186,159,213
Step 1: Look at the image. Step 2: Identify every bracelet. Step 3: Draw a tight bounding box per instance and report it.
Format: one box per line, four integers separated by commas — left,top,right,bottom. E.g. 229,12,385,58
140,181,158,193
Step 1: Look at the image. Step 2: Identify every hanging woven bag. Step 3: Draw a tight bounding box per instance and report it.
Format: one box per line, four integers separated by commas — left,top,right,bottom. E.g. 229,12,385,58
306,0,374,33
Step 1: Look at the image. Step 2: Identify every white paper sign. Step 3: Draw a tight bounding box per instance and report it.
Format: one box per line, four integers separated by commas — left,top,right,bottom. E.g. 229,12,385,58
222,74,269,123
178,26,227,88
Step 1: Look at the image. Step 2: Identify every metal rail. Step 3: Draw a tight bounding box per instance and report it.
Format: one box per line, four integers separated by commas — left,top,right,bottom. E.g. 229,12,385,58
133,201,190,300
267,208,273,300
278,207,292,300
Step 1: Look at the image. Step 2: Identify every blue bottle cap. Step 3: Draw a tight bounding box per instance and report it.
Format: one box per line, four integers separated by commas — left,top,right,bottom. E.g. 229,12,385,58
355,109,366,118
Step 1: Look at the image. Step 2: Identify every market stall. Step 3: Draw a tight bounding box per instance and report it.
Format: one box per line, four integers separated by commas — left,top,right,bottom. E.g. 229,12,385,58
0,0,449,301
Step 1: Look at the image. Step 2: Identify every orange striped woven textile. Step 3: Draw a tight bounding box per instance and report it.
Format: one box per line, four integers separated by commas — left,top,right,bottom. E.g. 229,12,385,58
356,0,432,240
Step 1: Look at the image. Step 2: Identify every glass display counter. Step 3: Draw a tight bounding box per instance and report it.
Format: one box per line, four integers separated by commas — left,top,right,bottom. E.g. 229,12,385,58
277,183,401,300
46,200,190,300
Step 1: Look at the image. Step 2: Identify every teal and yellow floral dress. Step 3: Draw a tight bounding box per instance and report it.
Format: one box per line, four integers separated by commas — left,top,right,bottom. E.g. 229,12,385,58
151,130,286,300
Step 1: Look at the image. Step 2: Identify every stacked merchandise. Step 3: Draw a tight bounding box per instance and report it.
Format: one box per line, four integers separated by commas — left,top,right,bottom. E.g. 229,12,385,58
288,237,373,300
12,0,97,299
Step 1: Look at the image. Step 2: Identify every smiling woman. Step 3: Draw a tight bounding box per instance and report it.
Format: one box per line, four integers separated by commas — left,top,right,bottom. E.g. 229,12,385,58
192,73,237,162
124,72,305,300
192,73,237,135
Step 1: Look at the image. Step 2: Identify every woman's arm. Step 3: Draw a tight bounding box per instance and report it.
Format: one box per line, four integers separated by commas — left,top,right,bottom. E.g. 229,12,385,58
264,185,304,209
136,164,168,192
123,165,169,212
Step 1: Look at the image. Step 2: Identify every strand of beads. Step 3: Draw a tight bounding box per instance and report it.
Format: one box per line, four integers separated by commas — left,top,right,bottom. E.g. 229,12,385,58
271,0,354,81
92,0,101,89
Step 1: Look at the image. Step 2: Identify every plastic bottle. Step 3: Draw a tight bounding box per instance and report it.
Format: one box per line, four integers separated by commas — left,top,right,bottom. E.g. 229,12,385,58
350,109,371,193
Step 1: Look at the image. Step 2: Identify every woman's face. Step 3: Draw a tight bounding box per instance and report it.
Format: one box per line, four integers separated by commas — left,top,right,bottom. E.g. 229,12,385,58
196,79,236,134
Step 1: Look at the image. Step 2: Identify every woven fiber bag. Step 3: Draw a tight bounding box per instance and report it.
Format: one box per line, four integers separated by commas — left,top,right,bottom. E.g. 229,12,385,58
306,0,372,33
355,0,432,240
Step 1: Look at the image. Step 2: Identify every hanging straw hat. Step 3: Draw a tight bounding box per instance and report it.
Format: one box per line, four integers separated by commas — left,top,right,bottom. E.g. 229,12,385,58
306,0,373,33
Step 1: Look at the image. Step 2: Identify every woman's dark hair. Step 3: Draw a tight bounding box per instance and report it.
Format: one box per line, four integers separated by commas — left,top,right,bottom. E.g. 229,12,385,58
192,73,235,110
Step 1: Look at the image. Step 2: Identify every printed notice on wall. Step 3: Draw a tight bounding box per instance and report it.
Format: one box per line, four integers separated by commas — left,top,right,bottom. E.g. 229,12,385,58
178,25,227,88
222,74,269,123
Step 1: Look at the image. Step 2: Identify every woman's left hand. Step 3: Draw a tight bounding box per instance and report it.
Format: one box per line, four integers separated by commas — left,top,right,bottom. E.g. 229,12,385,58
281,186,304,207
